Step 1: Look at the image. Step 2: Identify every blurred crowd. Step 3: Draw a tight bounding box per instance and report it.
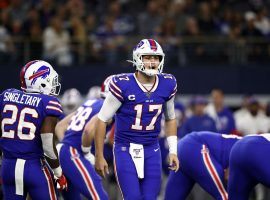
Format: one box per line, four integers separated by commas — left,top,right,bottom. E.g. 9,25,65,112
0,0,270,66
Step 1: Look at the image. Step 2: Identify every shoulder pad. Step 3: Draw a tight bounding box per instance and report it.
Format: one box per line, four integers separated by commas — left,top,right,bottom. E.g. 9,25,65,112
160,73,177,99
160,73,177,82
109,73,132,102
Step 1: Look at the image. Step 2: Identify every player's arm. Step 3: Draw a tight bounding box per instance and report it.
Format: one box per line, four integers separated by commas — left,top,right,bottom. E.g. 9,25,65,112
41,116,67,189
80,114,99,165
95,92,121,178
164,96,179,172
55,112,75,141
82,114,98,149
82,115,114,149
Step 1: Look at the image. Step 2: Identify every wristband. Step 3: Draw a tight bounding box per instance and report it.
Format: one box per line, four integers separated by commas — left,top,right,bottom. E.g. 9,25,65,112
53,166,62,178
167,136,177,155
81,145,91,154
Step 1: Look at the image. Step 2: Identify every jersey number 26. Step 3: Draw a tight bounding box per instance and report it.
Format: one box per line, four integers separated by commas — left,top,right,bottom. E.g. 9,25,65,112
1,104,38,140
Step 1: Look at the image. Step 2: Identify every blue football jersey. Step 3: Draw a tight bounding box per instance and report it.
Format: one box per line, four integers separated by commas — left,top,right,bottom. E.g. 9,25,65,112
62,99,105,151
109,73,177,145
189,131,241,168
0,88,63,159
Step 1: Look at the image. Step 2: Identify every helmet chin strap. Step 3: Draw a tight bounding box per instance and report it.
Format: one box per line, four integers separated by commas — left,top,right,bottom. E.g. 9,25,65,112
142,62,159,76
143,69,158,77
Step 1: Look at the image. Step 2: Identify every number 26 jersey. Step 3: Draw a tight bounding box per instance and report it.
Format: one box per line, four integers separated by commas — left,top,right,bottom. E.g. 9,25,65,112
0,88,63,159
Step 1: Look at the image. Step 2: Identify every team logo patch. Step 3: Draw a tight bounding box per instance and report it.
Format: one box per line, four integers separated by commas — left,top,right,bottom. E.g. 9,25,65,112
29,65,51,85
133,148,142,158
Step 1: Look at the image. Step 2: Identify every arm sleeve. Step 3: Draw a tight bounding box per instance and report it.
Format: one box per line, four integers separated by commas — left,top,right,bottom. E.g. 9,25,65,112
41,133,58,159
98,92,122,122
164,96,176,120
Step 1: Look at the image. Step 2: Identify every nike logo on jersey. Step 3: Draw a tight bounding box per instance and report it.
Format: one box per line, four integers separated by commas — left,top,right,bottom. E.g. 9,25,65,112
154,148,159,152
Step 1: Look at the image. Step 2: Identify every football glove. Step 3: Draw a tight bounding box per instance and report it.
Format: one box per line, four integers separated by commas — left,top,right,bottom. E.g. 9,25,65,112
55,174,68,190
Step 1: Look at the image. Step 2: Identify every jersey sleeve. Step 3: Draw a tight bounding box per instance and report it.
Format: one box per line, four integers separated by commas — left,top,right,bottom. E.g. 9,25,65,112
168,75,177,100
43,96,63,118
162,73,177,101
108,74,126,102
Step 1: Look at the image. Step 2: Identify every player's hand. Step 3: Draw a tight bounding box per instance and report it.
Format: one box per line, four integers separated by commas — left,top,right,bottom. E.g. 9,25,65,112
84,152,95,165
168,153,179,172
95,156,109,178
55,174,68,190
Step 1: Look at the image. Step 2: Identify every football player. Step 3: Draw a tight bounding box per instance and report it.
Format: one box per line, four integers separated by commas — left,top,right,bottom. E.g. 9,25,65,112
228,133,270,200
0,60,67,200
94,39,179,199
165,131,241,200
55,75,114,200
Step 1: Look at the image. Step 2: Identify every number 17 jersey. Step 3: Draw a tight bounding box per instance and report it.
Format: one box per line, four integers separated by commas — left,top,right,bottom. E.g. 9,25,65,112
109,73,177,145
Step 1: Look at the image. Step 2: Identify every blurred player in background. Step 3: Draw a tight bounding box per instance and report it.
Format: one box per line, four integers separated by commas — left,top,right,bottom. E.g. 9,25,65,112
165,131,241,200
55,75,114,200
228,133,270,200
86,85,101,100
61,88,83,115
0,60,67,200
95,39,179,199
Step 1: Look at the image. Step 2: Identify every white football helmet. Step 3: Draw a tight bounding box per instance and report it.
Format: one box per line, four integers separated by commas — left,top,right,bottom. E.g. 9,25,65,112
100,75,114,98
61,88,82,114
20,60,61,96
128,39,165,76
86,86,101,100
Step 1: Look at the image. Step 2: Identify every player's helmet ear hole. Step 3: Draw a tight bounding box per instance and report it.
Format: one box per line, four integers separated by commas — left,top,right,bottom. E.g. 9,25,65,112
41,83,46,88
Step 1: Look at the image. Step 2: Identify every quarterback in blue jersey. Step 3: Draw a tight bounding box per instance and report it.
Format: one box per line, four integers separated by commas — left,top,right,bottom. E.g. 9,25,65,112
165,131,242,200
55,76,114,200
95,39,179,200
228,134,270,200
0,60,67,200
